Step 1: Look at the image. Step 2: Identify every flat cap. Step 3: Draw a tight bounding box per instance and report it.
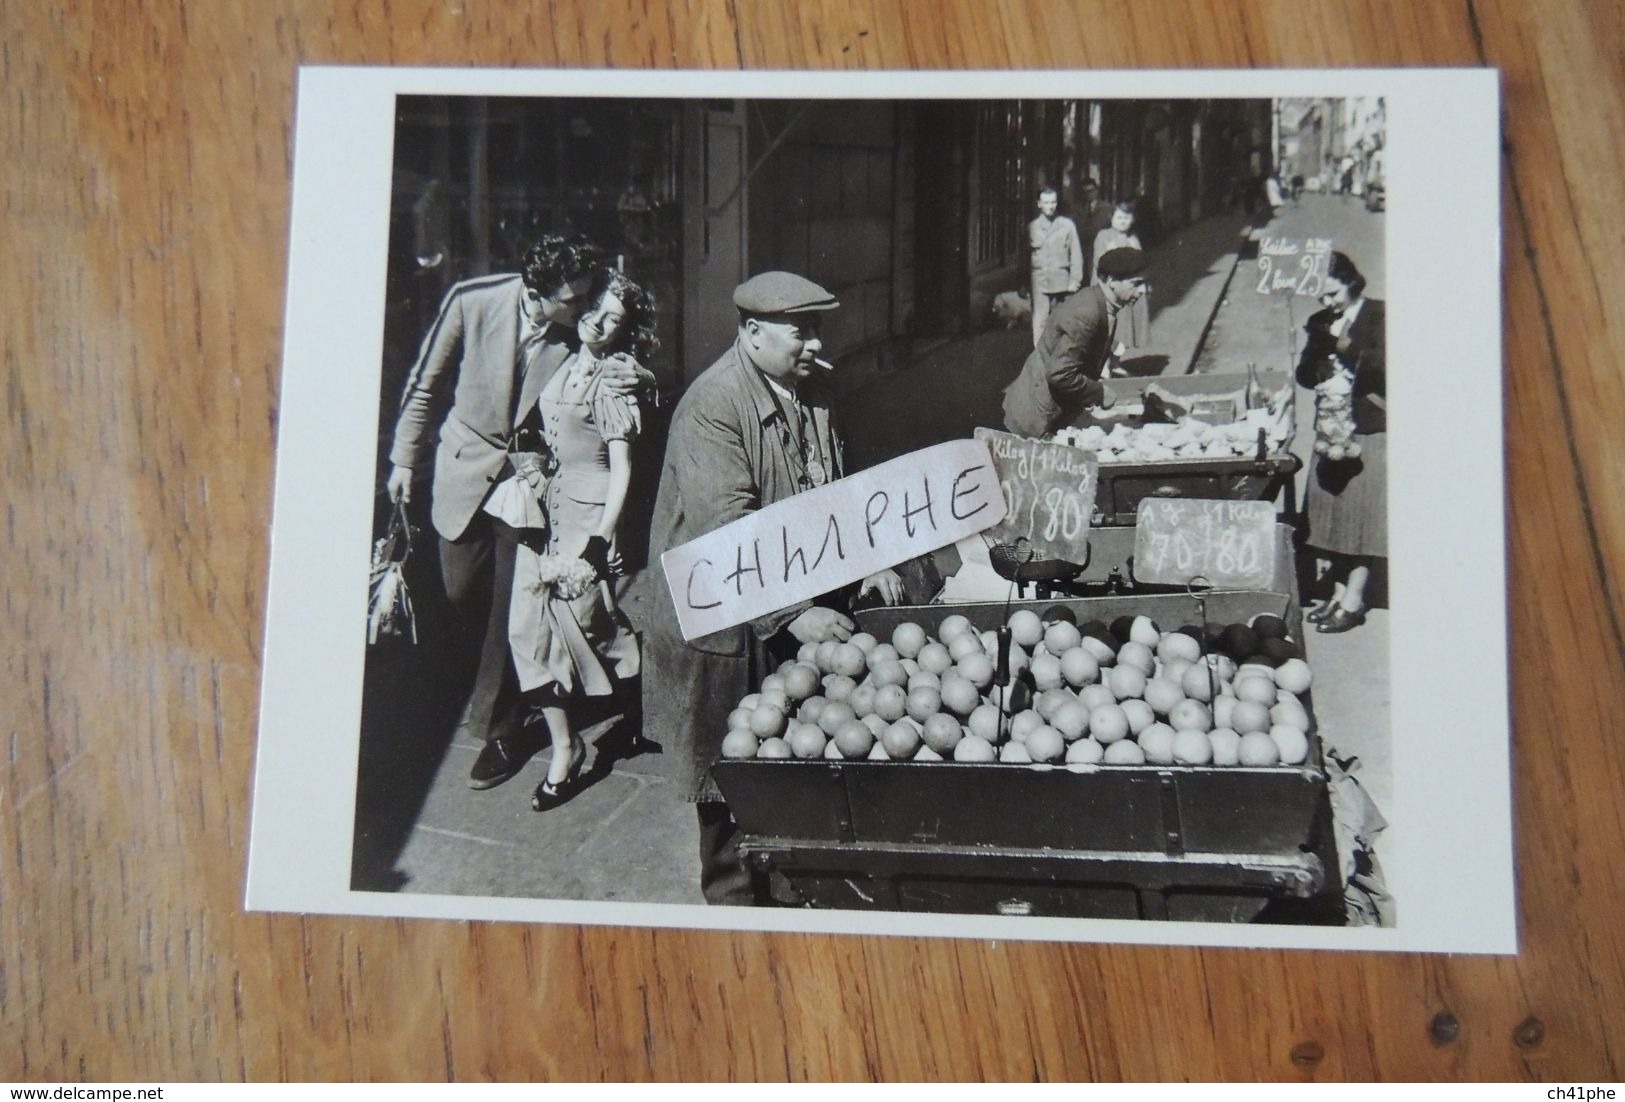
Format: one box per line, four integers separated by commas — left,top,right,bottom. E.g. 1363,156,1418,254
1096,247,1150,280
734,271,840,316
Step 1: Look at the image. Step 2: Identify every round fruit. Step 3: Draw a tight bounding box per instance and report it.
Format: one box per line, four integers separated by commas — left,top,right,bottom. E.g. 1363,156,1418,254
1120,699,1155,736
831,643,867,679
1108,665,1147,701
797,642,819,665
1144,677,1184,716
1103,739,1146,765
1080,635,1117,666
954,734,997,762
1079,684,1116,712
1237,731,1280,766
1090,704,1130,744
881,719,923,759
1230,700,1271,735
815,640,840,673
905,686,942,722
900,658,921,677
1234,676,1279,707
1005,643,1031,682
1261,637,1303,664
921,713,964,754
1204,654,1237,684
873,684,908,723
798,695,829,725
978,630,1000,656
728,706,754,730
1237,661,1277,685
1139,723,1176,764
823,674,857,704
1129,616,1162,648
1034,689,1069,722
750,703,788,738
738,693,761,711
892,621,927,659
1274,658,1313,694
914,745,944,762
939,673,980,717
757,737,792,760
1220,624,1261,661
957,652,995,689
999,741,1033,764
1009,709,1044,743
1212,694,1237,730
1044,621,1083,655
1051,700,1090,741
789,724,827,759
861,713,889,738
868,660,908,689
1030,651,1064,692
967,703,1002,743
1208,728,1241,766
1250,613,1289,639
907,670,941,692
1109,615,1137,643
1066,738,1105,764
1160,658,1193,687
846,684,876,718
848,631,879,654
818,701,857,737
867,642,900,668
1117,641,1155,677
1270,698,1311,733
759,673,786,697
1026,725,1065,763
1173,729,1214,765
1180,663,1217,703
938,613,973,643
722,728,759,759
985,680,1030,715
1059,646,1100,688
1008,609,1044,648
917,642,953,676
1157,631,1202,665
1269,725,1310,765
833,719,875,758
948,631,986,664
782,663,820,702
1169,699,1213,734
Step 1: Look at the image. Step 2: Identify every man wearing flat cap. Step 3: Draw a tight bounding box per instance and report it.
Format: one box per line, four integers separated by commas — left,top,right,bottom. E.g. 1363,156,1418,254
1002,246,1149,439
643,271,903,905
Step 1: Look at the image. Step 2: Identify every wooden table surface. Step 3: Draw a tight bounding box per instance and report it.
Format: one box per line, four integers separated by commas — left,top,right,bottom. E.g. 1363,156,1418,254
5,0,1623,1082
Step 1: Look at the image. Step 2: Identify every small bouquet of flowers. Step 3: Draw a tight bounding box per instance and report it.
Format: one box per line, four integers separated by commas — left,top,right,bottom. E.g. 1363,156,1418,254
527,552,600,602
367,504,418,644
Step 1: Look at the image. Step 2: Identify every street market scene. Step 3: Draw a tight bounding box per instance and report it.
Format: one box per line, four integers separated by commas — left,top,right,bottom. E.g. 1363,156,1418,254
355,95,1392,926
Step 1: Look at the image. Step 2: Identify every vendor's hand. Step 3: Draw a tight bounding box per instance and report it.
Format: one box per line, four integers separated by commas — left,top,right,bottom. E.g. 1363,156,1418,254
858,569,904,607
580,535,612,578
788,607,854,645
1113,341,1127,358
386,464,413,505
599,353,656,397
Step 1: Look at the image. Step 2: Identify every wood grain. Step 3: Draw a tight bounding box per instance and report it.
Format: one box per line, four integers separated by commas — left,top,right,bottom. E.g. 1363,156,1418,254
4,0,1623,1082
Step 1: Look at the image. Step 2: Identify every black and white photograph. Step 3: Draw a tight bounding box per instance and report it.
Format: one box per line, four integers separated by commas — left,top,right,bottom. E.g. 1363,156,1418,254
250,68,1509,951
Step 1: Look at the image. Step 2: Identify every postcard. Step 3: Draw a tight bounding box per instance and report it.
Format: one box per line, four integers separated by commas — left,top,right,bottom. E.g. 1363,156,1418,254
248,66,1510,952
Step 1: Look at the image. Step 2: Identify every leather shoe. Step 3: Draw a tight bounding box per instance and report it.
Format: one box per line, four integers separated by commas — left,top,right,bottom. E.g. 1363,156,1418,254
468,735,531,790
1316,606,1367,634
1305,600,1332,624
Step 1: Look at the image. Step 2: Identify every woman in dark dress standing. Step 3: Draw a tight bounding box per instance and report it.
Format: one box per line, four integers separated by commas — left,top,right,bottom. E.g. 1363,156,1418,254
1296,251,1386,633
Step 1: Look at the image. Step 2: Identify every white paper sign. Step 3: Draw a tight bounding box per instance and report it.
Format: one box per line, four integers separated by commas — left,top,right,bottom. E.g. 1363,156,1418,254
661,439,1004,640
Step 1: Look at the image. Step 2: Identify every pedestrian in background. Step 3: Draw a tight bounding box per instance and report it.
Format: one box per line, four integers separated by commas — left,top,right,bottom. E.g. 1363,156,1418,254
1090,201,1151,358
1028,186,1085,346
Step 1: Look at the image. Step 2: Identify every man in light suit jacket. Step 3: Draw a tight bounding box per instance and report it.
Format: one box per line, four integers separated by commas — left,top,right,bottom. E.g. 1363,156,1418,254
387,235,647,790
1029,186,1085,346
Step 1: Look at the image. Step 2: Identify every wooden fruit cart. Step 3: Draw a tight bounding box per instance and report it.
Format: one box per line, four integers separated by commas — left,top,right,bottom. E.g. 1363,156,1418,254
711,589,1343,924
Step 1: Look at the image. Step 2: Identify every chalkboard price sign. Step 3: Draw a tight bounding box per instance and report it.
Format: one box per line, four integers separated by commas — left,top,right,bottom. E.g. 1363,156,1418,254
973,427,1098,562
1133,498,1277,589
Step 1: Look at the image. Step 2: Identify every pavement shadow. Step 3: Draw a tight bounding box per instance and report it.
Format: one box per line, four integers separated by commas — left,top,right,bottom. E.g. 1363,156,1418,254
1118,353,1170,378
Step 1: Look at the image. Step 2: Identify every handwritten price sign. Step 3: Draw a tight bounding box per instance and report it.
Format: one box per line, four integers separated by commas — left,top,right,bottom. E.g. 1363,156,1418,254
973,427,1097,562
1255,235,1334,298
1133,498,1277,589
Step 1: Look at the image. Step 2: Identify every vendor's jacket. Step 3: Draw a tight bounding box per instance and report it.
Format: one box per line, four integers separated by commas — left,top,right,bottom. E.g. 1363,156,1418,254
1296,298,1387,434
1002,284,1112,438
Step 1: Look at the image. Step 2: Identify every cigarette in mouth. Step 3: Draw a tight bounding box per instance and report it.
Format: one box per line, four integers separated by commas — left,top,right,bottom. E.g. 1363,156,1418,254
813,357,834,371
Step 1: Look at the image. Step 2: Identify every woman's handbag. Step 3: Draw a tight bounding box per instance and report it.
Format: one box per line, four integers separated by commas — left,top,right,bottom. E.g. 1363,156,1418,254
367,502,418,644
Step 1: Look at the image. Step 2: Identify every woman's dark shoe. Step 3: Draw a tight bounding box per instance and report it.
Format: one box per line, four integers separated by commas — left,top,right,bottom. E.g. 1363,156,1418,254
531,742,586,812
1316,606,1367,634
1305,600,1332,624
